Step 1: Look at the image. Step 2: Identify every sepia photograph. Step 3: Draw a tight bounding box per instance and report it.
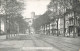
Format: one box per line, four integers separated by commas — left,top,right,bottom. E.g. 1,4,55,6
0,0,80,51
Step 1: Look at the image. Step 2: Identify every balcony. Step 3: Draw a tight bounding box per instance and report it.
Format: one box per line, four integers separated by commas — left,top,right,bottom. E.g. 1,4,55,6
69,23,74,26
68,23,79,27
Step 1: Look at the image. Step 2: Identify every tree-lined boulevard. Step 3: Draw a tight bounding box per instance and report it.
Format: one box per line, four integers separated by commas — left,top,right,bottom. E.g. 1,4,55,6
0,0,80,51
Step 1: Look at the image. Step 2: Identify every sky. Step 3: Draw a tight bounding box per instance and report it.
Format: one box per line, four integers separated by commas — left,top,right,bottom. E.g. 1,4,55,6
22,0,50,18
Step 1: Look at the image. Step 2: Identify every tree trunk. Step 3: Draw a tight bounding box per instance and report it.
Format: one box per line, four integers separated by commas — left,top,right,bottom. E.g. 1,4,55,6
73,11,76,38
49,23,50,35
57,20,59,36
0,18,1,34
64,15,65,37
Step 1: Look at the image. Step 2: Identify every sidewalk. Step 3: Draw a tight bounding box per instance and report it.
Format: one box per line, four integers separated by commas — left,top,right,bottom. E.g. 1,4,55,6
0,35,24,51
0,37,25,51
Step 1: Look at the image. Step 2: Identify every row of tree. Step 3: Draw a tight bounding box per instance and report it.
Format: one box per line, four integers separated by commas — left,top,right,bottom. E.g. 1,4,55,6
32,0,80,34
0,0,29,34
32,10,51,31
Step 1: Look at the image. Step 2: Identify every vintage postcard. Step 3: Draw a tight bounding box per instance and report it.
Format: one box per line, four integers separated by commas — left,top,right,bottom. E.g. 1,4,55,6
0,0,80,51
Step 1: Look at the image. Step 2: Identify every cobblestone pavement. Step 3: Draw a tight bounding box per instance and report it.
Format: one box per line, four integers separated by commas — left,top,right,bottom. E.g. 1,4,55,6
0,34,80,51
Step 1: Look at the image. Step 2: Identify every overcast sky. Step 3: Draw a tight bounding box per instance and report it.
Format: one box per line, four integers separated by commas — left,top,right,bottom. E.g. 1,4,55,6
22,0,50,18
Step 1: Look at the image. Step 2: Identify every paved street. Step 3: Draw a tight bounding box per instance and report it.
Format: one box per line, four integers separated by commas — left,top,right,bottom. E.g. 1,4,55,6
0,34,80,51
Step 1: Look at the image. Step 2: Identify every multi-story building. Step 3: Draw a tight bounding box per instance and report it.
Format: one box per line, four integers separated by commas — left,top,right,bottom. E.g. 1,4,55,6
50,20,57,35
63,0,80,37
46,0,80,37
65,11,80,37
